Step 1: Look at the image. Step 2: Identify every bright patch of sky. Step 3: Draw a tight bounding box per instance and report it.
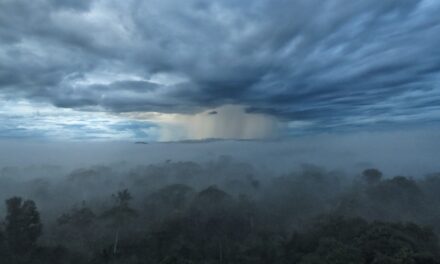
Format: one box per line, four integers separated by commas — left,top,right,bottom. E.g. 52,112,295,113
0,96,160,141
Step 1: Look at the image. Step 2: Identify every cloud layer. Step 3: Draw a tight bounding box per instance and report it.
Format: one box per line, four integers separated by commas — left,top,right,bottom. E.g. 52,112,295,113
1,0,440,139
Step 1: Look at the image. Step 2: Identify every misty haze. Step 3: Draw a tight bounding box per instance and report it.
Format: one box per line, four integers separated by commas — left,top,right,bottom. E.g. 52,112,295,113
1,0,440,263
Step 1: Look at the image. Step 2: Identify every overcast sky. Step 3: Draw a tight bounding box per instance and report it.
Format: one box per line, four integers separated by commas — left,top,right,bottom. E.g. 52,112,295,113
1,0,440,141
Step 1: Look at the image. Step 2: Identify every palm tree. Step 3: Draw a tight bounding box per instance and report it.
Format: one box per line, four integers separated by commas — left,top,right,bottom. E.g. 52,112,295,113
101,189,138,255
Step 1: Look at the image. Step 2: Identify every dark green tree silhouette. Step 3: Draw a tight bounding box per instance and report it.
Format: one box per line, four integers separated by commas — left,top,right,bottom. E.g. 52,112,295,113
101,189,138,255
5,197,42,256
57,201,97,253
0,228,8,260
362,168,383,185
58,202,96,228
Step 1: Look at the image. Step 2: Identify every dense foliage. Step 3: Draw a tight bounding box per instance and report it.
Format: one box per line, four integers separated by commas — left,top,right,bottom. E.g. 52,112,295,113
1,158,440,263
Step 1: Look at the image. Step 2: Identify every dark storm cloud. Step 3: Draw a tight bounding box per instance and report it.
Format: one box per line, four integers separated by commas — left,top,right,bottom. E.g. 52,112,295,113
1,0,440,131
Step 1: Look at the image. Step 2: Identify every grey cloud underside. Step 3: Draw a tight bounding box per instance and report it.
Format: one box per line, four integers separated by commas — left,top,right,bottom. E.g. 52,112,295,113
1,0,440,131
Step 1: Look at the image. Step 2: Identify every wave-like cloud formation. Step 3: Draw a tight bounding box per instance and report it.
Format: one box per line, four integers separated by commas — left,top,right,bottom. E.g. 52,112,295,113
1,0,440,138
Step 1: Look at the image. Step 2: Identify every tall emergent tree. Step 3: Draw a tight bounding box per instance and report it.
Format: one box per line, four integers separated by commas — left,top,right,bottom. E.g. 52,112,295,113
101,189,138,255
5,197,42,255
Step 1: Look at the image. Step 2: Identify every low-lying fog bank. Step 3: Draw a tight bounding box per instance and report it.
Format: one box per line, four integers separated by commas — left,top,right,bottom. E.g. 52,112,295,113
1,128,439,176
1,128,440,263
1,156,440,263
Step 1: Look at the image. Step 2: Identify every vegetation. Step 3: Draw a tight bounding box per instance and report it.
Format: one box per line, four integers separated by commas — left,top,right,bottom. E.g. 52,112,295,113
1,159,440,263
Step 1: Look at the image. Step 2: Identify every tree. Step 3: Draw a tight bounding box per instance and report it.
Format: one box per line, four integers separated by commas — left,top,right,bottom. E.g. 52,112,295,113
4,197,42,255
58,202,96,228
285,216,440,264
57,202,97,253
362,168,383,185
101,189,138,255
0,228,8,260
145,184,195,222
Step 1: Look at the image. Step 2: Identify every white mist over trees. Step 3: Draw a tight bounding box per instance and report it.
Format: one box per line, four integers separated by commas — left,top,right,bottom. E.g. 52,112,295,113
1,157,440,263
1,127,439,176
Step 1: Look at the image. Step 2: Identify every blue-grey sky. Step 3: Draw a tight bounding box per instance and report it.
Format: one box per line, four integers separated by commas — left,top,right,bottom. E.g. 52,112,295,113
1,0,440,141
